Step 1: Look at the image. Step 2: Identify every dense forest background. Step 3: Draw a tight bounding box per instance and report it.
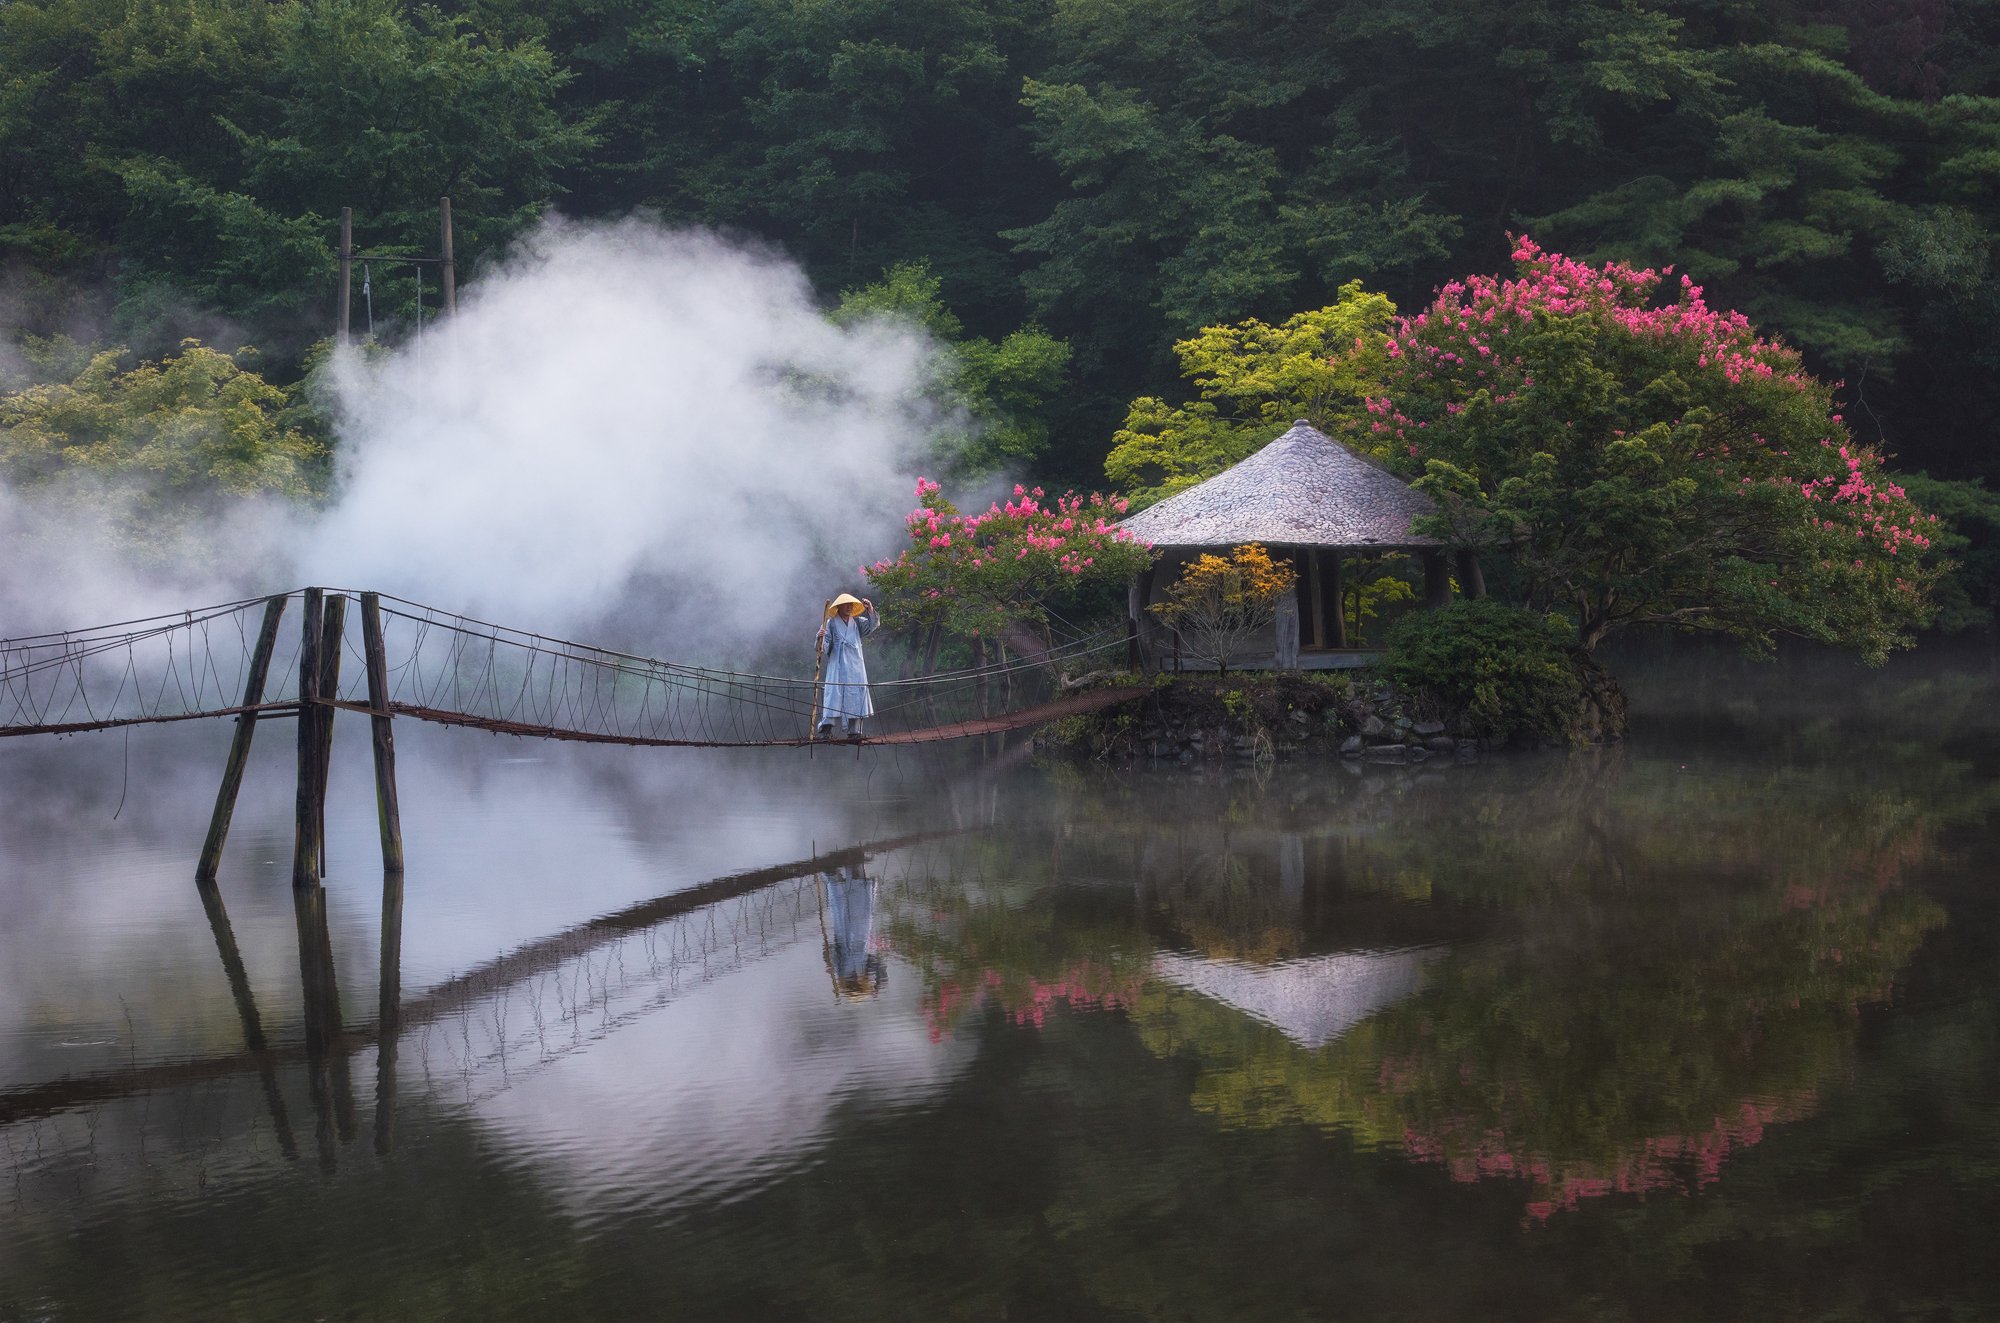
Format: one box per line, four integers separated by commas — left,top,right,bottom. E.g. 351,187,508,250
6,0,2000,496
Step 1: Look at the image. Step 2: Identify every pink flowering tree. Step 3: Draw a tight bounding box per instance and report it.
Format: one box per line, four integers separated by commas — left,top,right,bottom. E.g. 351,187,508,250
1348,237,1944,659
864,478,1155,660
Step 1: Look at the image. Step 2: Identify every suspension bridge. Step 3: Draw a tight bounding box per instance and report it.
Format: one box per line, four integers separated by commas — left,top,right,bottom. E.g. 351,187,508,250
0,588,1142,883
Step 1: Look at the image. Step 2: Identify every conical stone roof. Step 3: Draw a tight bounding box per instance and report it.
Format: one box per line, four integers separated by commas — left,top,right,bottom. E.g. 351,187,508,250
1119,421,1441,549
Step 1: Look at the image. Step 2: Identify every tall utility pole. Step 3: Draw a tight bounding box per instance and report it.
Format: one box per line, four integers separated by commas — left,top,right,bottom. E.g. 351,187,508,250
439,197,456,317
337,207,353,344
337,198,458,339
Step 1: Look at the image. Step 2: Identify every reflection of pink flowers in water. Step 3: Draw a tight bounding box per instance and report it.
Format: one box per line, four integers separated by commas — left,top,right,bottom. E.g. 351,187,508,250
919,960,1144,1042
1398,1091,1816,1224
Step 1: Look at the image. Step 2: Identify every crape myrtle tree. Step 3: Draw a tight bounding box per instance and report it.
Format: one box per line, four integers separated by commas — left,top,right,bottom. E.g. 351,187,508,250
1351,238,1945,660
864,477,1152,671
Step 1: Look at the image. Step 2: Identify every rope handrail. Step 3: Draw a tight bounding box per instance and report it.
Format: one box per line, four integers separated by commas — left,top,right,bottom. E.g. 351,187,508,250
1,586,1138,746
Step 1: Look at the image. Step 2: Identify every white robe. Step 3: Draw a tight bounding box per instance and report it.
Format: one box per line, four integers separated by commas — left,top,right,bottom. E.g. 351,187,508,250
817,608,878,723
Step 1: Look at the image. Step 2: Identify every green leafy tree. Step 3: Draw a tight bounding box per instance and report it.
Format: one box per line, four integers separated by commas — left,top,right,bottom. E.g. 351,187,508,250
831,261,1070,474
0,0,589,359
1104,281,1397,507
1360,238,1944,658
0,338,323,528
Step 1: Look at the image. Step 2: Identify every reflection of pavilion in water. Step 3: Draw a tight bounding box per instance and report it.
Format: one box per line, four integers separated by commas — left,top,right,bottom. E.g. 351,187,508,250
1151,948,1436,1051
1122,825,1458,1049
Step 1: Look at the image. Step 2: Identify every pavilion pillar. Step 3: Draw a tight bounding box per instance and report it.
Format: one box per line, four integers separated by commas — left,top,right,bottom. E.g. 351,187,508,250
1128,566,1157,671
1422,550,1451,610
1454,549,1486,600
1326,553,1347,649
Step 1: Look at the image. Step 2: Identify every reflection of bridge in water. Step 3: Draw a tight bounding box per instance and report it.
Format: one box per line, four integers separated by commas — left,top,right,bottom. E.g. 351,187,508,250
1,588,1140,884
0,829,956,1178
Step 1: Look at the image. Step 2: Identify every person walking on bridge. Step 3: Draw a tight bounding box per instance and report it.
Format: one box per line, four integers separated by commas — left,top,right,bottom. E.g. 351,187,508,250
816,593,878,740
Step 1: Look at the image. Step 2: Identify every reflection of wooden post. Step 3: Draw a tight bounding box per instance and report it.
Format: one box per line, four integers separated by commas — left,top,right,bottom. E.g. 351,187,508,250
360,593,404,874
293,883,340,1172
196,876,297,1159
293,589,324,888
1422,550,1451,609
197,594,288,880
375,868,404,1155
315,595,348,878
1454,549,1486,600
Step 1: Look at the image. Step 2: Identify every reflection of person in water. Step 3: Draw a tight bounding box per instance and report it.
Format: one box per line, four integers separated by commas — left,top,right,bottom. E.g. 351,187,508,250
819,864,887,1001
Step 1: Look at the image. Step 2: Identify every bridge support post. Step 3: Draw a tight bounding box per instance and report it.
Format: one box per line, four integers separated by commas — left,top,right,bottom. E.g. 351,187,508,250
293,588,325,888
197,594,288,881
360,592,404,875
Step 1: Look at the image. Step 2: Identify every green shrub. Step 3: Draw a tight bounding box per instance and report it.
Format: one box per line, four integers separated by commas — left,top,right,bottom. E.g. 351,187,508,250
1381,600,1584,741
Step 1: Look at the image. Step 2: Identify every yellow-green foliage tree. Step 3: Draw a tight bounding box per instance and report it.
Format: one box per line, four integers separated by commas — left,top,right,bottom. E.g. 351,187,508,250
1105,281,1396,508
1149,543,1296,673
0,339,323,529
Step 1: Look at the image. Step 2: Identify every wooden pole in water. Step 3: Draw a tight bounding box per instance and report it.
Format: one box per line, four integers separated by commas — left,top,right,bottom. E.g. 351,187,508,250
197,594,288,881
293,588,324,888
360,592,404,874
315,595,348,878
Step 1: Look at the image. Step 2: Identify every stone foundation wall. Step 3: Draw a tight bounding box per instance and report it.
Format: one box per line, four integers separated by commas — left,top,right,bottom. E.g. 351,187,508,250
1037,671,1597,765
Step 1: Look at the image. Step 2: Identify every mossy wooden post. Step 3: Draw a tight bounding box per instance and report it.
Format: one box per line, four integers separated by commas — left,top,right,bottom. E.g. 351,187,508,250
314,595,348,878
360,592,404,874
196,594,288,881
292,588,325,889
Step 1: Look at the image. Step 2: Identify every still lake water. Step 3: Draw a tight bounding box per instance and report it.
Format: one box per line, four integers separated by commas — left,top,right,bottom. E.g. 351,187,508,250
2,641,1998,1320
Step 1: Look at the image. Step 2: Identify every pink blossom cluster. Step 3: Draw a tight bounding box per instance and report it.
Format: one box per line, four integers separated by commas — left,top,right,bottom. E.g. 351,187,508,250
920,960,1145,1041
1398,1091,1816,1224
1364,235,1811,456
1800,444,1937,557
865,476,1149,616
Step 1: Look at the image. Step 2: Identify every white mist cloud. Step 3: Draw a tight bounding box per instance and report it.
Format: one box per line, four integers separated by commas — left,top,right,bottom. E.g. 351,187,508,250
3,216,945,656
302,217,940,654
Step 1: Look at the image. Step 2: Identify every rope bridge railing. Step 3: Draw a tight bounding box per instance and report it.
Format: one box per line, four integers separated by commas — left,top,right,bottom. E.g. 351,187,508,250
342,591,1128,749
1,594,311,738
2,587,1129,746
4,587,1143,885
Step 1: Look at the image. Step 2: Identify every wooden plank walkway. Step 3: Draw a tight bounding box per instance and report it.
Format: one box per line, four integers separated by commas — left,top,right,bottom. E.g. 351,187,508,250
325,684,1148,749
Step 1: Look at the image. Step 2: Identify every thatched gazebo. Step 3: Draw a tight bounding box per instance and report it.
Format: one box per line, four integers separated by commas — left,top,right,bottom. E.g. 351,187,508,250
1120,420,1483,670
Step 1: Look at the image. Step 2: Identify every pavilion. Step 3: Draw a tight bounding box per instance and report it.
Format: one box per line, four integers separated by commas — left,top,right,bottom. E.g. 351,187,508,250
1120,420,1483,670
